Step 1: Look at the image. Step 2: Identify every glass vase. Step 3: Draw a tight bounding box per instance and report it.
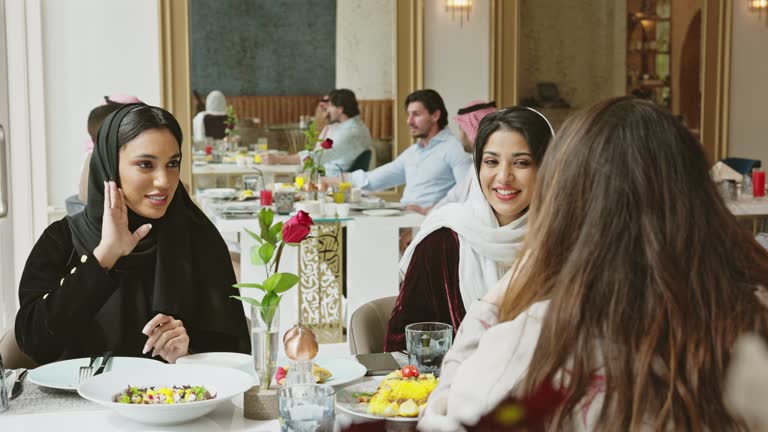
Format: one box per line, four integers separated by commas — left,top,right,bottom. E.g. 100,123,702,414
302,171,321,201
251,304,280,391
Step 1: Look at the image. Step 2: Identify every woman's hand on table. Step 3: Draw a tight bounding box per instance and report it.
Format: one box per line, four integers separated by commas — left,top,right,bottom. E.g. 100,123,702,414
93,181,152,270
142,313,190,364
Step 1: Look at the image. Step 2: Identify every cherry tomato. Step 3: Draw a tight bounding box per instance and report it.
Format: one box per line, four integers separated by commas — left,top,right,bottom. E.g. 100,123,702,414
401,365,419,378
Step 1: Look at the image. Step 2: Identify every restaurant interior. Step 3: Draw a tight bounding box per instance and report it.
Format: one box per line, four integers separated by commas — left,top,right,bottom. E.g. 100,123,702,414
0,0,767,430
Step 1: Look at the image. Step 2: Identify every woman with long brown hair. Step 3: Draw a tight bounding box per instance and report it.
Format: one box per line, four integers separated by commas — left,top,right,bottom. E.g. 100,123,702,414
420,97,768,431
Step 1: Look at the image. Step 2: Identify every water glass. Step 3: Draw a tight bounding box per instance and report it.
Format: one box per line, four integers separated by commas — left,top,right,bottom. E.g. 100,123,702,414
274,190,296,215
405,322,453,377
257,137,269,152
278,384,335,432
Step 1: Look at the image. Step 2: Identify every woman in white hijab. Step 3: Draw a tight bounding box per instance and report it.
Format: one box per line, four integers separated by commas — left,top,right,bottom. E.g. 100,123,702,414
192,90,228,144
384,107,554,352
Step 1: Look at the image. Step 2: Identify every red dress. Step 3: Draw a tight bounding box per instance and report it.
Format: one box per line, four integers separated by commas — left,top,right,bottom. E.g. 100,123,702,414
384,228,464,352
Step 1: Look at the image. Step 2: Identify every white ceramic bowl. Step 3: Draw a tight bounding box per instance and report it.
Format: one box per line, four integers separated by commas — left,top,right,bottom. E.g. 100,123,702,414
176,352,254,376
78,364,256,425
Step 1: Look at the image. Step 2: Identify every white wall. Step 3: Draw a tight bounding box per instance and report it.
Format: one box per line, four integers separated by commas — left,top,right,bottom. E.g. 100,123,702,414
424,0,490,137
42,0,161,210
335,0,394,99
729,4,768,166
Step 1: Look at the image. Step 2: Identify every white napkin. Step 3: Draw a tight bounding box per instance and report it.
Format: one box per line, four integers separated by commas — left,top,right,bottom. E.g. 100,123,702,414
711,161,743,183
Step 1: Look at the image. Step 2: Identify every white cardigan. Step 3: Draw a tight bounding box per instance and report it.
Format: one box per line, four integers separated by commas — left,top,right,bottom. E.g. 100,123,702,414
418,272,604,432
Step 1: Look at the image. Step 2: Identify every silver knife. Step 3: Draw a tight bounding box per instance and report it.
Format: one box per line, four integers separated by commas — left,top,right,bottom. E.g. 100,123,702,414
10,368,27,400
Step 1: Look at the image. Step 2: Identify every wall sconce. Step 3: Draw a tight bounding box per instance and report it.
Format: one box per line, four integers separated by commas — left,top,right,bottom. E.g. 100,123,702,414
446,0,472,27
749,0,768,25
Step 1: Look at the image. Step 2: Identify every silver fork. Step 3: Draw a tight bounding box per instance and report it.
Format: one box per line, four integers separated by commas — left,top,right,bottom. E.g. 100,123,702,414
78,356,98,385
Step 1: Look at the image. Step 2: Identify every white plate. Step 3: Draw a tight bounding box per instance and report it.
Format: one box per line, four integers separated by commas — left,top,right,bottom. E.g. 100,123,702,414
28,357,163,391
348,202,402,211
176,352,255,376
275,356,367,387
362,209,401,217
230,356,366,410
78,364,256,426
199,188,237,199
336,380,418,423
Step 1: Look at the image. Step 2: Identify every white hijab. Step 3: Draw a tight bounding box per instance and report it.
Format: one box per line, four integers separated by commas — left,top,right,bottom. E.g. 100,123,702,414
193,90,228,142
399,172,528,309
205,90,227,115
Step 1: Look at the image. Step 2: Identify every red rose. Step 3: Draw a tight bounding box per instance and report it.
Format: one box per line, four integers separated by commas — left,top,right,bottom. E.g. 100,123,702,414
282,210,314,243
320,138,333,150
294,210,314,227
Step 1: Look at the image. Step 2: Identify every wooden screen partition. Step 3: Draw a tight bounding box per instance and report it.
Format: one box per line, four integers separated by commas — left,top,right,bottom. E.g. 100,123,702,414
225,95,321,127
359,99,394,139
194,95,394,140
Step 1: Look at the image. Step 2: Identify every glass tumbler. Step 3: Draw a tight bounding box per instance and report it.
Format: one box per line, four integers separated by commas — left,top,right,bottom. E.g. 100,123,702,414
405,322,453,377
278,384,335,432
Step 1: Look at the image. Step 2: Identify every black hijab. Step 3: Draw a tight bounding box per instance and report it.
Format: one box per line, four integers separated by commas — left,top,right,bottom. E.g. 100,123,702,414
66,104,249,355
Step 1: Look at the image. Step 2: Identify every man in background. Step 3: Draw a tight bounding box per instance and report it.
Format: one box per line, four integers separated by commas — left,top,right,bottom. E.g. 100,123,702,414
330,89,472,214
263,88,371,176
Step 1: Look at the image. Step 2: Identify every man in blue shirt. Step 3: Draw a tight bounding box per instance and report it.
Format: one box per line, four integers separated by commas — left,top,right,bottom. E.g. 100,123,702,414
345,89,472,212
262,89,371,175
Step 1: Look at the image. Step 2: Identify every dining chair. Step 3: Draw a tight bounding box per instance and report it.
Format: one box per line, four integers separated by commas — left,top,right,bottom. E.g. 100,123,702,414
348,296,397,355
0,324,38,370
348,149,373,172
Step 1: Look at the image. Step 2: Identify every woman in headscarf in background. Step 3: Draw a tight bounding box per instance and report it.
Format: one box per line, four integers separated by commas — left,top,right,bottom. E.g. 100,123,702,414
384,107,554,352
17,104,250,365
432,100,498,210
192,90,228,144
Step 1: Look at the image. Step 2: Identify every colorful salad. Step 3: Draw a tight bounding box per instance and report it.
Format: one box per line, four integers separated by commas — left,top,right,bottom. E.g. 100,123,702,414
113,385,216,404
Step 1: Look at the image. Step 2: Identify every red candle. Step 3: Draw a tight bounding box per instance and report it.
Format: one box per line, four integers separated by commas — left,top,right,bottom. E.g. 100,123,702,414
753,170,765,197
260,189,273,206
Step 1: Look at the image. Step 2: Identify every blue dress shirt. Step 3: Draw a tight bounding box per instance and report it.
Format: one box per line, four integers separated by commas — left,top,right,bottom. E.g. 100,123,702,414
317,116,372,176
348,128,472,207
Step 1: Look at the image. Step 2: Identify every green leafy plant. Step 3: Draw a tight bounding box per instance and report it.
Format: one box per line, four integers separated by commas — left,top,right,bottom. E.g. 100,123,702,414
302,120,320,152
300,120,334,178
230,208,313,390
224,104,239,139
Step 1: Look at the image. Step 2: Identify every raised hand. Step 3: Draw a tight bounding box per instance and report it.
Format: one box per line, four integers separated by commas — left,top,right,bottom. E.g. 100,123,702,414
142,313,190,364
93,181,152,269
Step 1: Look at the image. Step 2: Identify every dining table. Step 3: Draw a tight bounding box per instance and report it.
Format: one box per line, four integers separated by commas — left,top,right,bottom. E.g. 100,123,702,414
192,162,302,191
199,195,425,343
0,344,412,432
727,195,768,233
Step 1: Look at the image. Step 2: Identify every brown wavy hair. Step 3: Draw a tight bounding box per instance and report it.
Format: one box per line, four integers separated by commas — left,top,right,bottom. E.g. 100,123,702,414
499,97,768,430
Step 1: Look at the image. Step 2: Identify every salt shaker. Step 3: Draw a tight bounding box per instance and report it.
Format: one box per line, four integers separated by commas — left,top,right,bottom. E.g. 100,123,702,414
0,353,9,413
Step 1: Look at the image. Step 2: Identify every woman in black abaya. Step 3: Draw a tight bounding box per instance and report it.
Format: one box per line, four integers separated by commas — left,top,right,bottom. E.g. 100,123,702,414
15,104,250,364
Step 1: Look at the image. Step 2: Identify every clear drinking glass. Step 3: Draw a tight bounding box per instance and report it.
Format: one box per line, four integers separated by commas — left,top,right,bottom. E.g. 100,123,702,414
406,322,453,377
278,384,335,432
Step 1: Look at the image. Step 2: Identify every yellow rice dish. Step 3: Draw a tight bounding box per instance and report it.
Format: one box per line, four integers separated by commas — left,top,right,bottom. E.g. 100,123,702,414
365,369,438,418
